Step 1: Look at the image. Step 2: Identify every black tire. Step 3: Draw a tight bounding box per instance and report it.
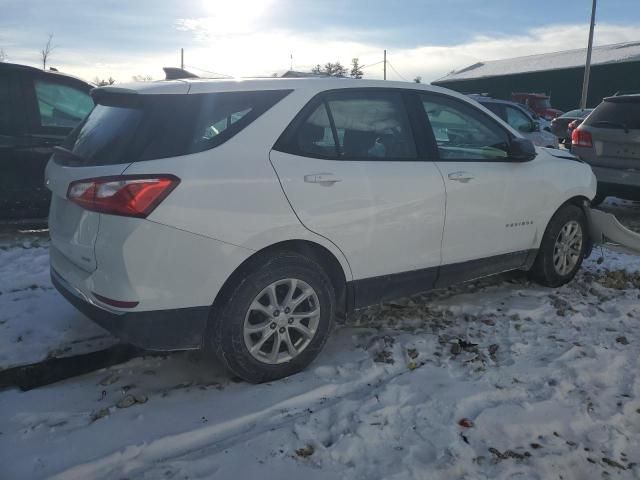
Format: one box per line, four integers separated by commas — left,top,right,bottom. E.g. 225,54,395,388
529,204,588,288
207,252,335,383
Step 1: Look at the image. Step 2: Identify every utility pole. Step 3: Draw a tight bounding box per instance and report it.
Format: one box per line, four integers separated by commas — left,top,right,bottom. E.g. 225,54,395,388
383,50,387,80
181,48,184,70
580,0,597,109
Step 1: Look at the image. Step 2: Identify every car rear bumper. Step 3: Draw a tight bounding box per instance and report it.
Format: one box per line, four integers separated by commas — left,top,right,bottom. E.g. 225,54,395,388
52,268,209,350
588,208,640,256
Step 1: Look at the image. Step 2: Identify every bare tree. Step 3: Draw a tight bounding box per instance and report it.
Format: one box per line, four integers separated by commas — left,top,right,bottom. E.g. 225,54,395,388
311,62,347,77
132,74,153,82
324,62,347,77
0,48,7,62
41,33,56,70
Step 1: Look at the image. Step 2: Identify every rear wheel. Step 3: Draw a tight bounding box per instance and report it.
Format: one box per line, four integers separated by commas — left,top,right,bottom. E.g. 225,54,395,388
207,253,335,383
529,204,587,287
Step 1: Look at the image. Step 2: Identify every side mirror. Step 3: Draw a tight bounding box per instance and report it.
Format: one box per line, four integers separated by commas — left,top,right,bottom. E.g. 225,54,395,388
508,137,537,162
532,121,540,132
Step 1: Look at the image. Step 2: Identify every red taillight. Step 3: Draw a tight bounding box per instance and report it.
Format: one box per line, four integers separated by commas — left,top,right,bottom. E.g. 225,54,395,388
67,175,180,218
571,128,593,148
92,292,139,309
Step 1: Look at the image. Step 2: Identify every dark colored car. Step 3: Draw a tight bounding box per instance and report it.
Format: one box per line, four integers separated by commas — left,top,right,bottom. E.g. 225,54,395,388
571,95,640,205
550,109,593,144
0,62,94,220
511,92,563,121
469,95,558,148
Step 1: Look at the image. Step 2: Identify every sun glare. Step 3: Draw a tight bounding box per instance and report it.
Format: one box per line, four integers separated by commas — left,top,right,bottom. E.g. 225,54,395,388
197,0,276,35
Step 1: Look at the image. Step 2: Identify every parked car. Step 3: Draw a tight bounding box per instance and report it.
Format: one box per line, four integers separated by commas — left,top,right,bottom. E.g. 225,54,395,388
0,62,94,220
572,94,640,205
469,95,559,148
511,92,563,120
49,78,600,383
550,109,593,144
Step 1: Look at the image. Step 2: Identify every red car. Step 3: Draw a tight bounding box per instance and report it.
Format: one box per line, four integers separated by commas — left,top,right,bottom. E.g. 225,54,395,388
511,92,563,121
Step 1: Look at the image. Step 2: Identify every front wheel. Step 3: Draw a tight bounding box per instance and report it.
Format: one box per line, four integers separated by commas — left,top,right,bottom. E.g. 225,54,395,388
529,204,587,287
207,252,335,383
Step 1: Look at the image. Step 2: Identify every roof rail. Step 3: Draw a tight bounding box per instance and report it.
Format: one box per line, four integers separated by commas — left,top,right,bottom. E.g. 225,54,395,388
163,67,199,80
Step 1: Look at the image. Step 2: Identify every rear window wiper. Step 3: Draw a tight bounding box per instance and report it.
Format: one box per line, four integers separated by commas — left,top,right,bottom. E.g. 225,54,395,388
590,120,630,133
53,146,89,165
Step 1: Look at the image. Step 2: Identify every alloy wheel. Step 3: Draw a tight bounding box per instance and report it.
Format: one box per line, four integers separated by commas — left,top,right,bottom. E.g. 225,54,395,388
243,278,320,364
552,220,583,276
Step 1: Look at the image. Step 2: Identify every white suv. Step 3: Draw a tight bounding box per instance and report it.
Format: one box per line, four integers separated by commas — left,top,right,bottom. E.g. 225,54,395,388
47,78,597,382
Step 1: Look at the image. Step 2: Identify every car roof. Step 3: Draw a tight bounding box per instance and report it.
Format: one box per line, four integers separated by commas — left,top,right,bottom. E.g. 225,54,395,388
0,61,93,87
95,76,467,99
470,95,533,112
604,94,640,104
560,108,593,117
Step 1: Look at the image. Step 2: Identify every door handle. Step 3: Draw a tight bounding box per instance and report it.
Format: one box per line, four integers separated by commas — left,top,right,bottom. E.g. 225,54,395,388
304,173,342,185
448,171,474,183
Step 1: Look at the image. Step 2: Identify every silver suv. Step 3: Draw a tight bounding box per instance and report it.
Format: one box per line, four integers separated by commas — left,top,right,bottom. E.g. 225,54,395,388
572,95,640,205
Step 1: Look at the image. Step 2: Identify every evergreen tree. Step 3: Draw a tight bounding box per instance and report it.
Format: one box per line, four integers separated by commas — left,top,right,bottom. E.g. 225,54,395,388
350,58,364,79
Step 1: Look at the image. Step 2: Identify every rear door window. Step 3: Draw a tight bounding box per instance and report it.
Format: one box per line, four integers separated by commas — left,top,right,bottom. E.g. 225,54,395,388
34,79,93,128
0,70,27,136
295,103,339,158
0,72,12,135
327,91,417,160
282,89,418,161
55,89,291,166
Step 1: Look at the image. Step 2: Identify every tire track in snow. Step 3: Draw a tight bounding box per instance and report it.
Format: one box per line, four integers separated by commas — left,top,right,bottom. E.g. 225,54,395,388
50,360,409,479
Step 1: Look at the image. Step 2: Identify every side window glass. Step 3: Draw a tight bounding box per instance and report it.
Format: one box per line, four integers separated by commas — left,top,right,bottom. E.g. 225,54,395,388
483,102,506,121
0,74,11,134
199,107,252,141
326,92,417,160
421,95,510,161
295,102,338,158
506,106,533,133
34,80,93,128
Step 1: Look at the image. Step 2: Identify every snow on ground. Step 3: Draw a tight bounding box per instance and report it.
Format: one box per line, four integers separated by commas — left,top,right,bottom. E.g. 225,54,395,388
0,234,116,370
0,201,639,479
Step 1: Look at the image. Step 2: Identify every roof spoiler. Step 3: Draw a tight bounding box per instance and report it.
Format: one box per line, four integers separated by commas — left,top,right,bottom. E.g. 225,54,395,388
163,67,199,80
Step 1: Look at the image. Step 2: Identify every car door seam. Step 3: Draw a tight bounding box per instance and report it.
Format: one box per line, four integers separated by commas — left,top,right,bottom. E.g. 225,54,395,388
267,150,355,281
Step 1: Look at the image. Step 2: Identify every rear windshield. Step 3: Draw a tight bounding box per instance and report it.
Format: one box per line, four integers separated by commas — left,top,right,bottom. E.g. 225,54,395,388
583,98,640,130
54,89,291,166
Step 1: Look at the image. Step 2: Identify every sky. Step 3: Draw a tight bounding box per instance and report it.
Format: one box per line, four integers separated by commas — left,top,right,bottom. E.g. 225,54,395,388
0,0,639,83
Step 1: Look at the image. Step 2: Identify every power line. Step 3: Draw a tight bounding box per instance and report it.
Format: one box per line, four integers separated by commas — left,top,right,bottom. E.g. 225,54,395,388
184,64,234,78
360,60,384,70
387,61,408,81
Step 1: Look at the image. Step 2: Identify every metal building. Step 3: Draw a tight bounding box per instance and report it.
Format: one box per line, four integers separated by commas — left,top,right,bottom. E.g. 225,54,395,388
432,42,640,111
